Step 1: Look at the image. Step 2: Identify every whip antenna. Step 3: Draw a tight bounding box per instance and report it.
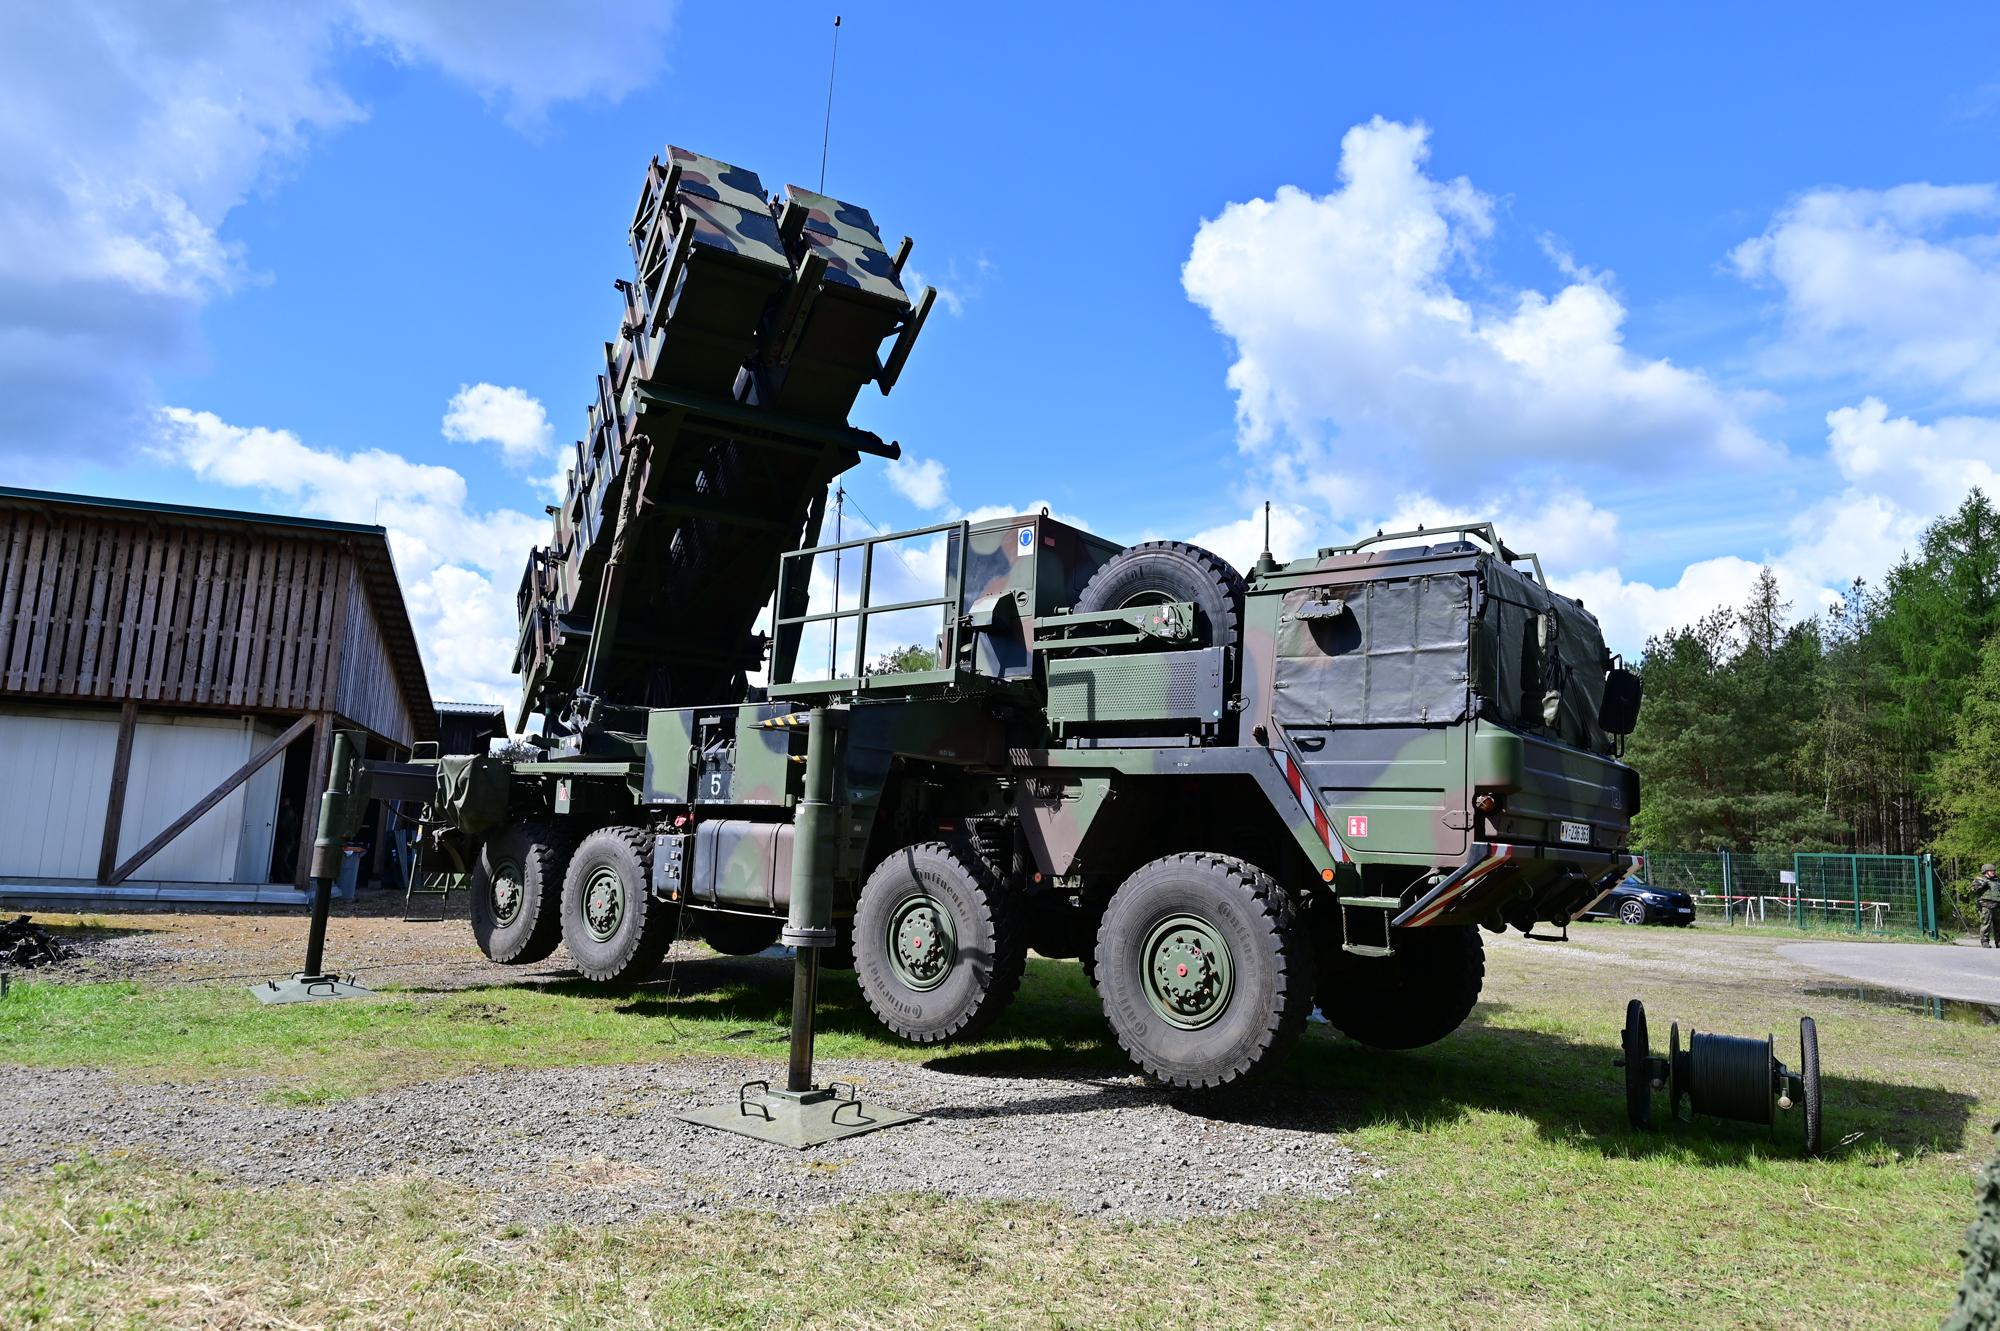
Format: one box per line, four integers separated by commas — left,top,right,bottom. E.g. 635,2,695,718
819,16,842,192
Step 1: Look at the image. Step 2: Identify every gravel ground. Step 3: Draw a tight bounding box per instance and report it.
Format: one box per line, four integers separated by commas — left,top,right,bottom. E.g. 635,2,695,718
28,893,589,992
0,1058,1363,1227
6,903,1365,1226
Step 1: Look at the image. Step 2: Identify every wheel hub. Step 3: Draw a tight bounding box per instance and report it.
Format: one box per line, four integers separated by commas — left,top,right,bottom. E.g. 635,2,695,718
583,864,625,942
1142,914,1234,1029
889,895,955,991
490,860,523,926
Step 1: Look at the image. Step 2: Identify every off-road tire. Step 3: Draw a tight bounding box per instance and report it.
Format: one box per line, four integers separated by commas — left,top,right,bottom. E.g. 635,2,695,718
469,822,572,965
853,840,1026,1043
1624,999,1653,1129
1094,853,1313,1089
697,912,783,957
1800,1016,1822,1157
560,826,675,984
1073,540,1245,656
1321,925,1485,1051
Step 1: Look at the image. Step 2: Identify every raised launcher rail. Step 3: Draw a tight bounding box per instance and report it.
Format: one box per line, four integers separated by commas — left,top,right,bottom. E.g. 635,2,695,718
512,146,937,734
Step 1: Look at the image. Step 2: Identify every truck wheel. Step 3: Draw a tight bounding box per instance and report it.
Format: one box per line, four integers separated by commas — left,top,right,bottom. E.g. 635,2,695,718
469,823,571,965
560,826,675,984
853,840,1025,1043
697,913,782,957
1094,853,1313,1089
1073,540,1244,654
1321,925,1485,1050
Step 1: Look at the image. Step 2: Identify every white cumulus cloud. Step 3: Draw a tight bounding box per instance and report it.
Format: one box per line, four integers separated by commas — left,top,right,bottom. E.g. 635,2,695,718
885,455,951,509
1181,115,1773,525
1732,183,2000,402
154,404,545,705
441,382,555,467
0,1,674,468
345,0,675,130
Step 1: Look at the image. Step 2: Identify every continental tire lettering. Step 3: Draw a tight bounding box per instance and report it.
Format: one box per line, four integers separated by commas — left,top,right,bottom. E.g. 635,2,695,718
851,839,1025,1045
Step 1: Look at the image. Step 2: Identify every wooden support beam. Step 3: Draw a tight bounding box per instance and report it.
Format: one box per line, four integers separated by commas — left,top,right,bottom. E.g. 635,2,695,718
95,700,139,885
293,711,335,889
107,712,315,887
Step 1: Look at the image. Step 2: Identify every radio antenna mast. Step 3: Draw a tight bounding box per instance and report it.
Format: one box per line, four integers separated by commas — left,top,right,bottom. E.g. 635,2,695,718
819,16,842,192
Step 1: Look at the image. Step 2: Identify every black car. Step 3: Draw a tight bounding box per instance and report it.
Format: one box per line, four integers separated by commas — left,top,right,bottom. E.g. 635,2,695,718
1582,879,1696,926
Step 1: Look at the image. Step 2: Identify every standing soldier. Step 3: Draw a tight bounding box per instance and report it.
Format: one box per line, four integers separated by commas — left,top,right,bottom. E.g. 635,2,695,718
1979,865,2000,948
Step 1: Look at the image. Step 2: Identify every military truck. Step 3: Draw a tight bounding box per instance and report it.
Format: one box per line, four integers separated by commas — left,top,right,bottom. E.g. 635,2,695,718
382,144,1643,1089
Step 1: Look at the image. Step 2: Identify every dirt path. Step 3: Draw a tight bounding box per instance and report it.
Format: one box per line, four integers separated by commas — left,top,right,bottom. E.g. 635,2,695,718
1777,940,2000,1005
24,896,597,991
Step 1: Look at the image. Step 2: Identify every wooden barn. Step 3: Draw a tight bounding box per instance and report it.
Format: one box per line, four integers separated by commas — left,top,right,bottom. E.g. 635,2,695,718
0,487,435,904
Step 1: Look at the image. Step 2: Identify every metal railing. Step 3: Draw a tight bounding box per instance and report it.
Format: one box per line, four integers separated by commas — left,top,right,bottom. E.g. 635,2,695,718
768,520,968,697
1635,849,1943,937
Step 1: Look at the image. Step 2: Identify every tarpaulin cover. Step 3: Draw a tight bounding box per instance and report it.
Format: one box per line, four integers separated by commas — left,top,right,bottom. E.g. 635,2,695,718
1274,574,1473,727
1273,553,1617,757
437,755,510,837
1477,559,1611,754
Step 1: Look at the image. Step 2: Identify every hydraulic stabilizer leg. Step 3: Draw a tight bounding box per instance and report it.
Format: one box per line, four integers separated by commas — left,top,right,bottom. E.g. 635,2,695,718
680,707,920,1147
250,730,374,1005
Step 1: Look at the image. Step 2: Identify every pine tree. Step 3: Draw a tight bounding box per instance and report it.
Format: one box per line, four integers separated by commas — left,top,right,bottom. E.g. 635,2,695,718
1931,629,2000,876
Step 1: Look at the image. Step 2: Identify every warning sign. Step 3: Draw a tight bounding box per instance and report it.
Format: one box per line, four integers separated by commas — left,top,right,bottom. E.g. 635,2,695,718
1347,815,1369,838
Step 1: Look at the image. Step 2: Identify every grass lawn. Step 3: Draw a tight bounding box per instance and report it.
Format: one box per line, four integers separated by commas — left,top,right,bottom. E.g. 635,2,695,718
1,927,1993,1329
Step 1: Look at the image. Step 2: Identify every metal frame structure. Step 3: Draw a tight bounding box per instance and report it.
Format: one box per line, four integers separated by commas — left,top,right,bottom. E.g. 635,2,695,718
769,519,970,695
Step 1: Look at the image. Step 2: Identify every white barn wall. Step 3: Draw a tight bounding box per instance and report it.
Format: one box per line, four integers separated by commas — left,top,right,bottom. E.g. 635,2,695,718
0,704,284,884
0,709,116,878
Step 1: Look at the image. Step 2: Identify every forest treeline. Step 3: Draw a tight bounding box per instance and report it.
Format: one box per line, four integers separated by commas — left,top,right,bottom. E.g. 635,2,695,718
1627,488,2000,871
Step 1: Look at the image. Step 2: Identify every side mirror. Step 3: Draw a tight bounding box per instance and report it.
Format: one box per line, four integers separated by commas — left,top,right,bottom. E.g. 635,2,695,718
1600,667,1643,735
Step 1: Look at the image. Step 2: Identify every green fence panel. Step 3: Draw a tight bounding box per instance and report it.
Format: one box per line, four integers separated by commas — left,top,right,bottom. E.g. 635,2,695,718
1634,850,1937,938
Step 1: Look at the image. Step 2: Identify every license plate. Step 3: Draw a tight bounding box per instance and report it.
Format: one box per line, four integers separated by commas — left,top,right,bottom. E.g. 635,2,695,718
1559,821,1591,845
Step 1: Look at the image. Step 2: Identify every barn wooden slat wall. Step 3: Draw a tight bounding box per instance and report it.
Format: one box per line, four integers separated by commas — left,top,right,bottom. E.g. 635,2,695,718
335,564,416,747
0,507,390,732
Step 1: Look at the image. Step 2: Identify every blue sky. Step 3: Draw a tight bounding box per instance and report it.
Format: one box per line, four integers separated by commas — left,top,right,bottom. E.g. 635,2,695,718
5,3,1999,701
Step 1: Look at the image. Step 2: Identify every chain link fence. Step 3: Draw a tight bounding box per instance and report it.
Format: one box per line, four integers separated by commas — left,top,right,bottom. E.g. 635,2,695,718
1634,850,1943,937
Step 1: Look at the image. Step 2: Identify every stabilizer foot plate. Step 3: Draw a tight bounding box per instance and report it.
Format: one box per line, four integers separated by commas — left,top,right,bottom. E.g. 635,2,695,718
679,1084,921,1150
248,974,375,1005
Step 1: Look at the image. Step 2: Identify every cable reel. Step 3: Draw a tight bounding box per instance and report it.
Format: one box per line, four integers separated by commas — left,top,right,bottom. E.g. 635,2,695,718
1615,998,1822,1156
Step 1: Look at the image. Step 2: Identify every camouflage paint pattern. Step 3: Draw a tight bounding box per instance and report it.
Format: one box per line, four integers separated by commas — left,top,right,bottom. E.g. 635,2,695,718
596,514,1637,936
510,143,934,733
950,514,1124,681
413,142,1639,951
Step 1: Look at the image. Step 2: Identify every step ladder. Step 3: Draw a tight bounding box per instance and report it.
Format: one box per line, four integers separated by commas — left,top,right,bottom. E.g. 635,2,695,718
1338,895,1401,956
402,871,463,923
399,829,467,923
